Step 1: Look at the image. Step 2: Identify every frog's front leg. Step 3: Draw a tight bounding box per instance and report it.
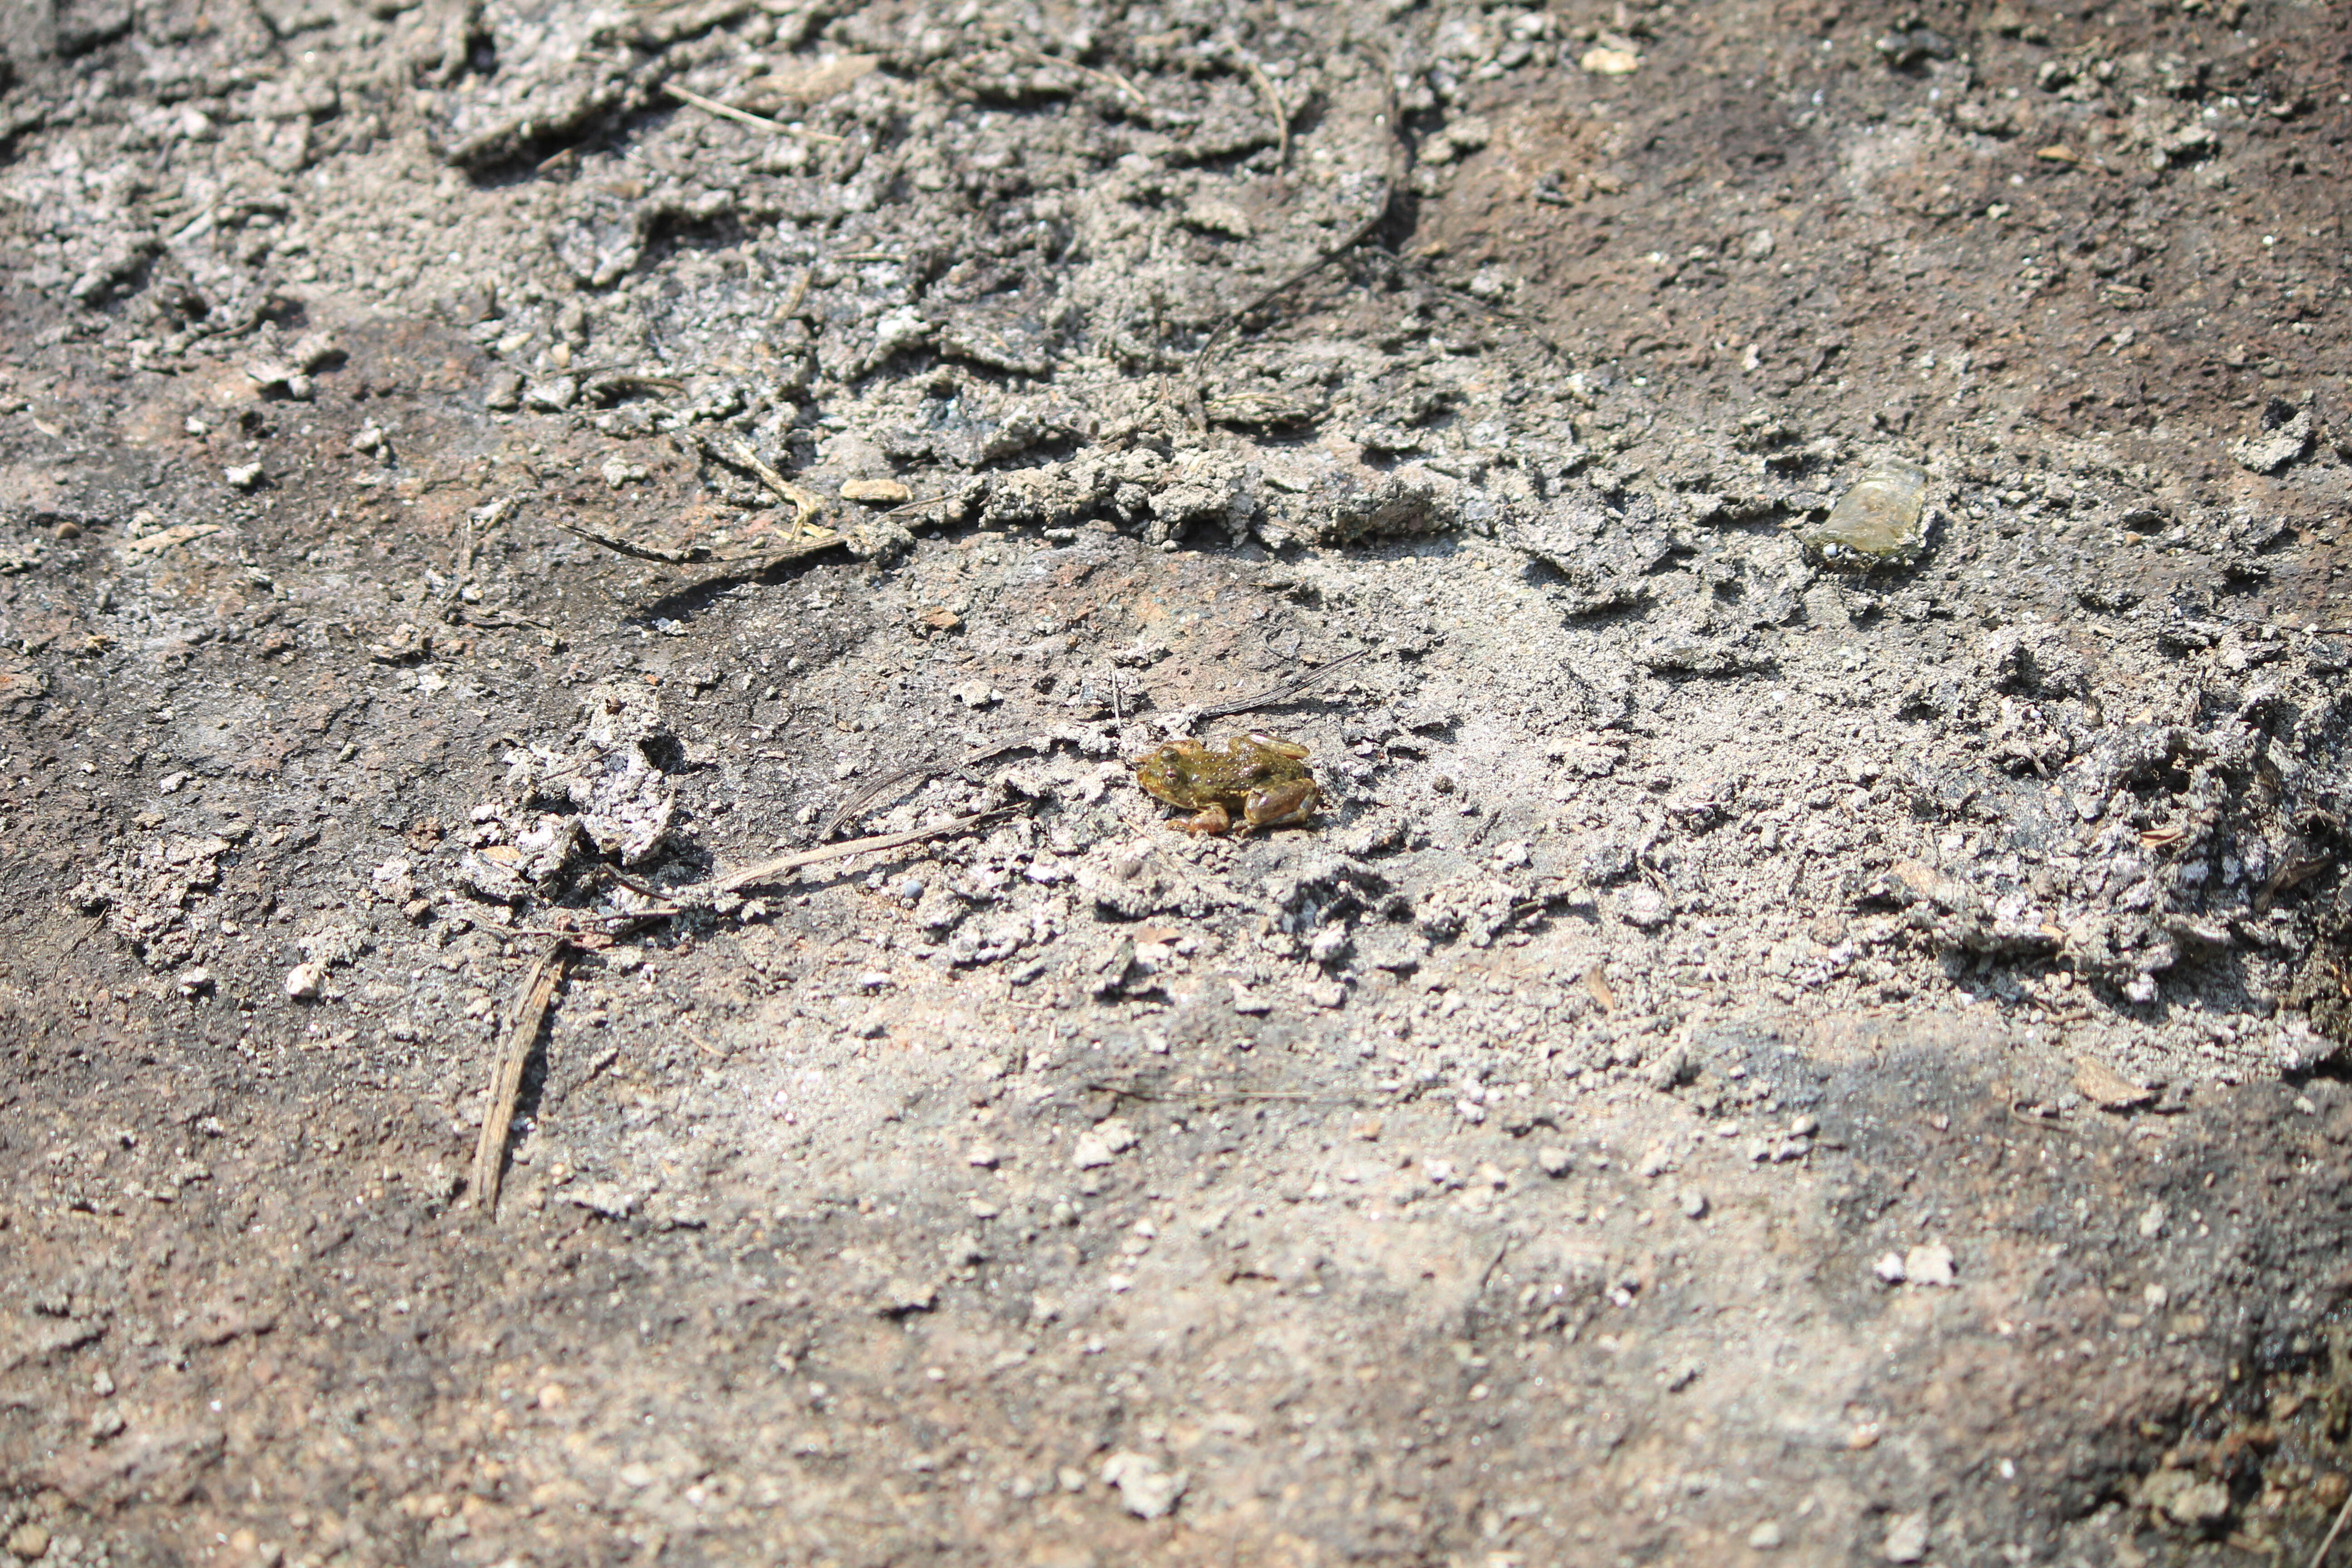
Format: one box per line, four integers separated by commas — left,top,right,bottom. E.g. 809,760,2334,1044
1180,802,1234,835
1239,780,1318,833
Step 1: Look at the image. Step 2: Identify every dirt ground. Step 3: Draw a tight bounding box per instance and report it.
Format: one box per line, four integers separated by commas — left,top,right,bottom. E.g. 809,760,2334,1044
2,0,2351,1560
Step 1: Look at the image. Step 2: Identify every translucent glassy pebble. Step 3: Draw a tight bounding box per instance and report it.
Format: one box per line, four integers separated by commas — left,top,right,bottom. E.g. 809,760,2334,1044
1804,458,1929,570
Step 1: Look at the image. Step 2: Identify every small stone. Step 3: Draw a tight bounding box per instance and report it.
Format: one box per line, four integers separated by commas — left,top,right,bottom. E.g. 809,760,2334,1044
1619,885,1671,930
1874,1251,1908,1284
525,377,578,412
877,1278,938,1316
965,1142,1000,1169
1748,1520,1784,1551
1903,1242,1956,1288
224,462,264,489
842,478,912,504
1069,1117,1134,1170
1742,229,1775,260
1534,1146,1573,1178
1806,458,1929,570
2143,1467,2231,1526
1230,979,1270,1015
1788,1114,1819,1137
1635,1146,1672,1179
88,1407,125,1441
1882,1509,1930,1563
1680,1189,1709,1220
1579,45,1640,74
1099,1452,1187,1519
948,679,1000,708
177,966,212,997
2137,1202,2167,1240
284,962,325,1001
2230,403,2312,474
5,1524,49,1562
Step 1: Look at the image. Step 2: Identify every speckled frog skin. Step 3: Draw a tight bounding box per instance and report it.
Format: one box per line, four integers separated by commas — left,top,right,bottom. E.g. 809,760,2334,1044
1133,733,1319,836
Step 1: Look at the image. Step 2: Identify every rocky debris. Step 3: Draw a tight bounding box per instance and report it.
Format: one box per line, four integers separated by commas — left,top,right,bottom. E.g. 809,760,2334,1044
2230,402,2313,474
1099,1451,1186,1519
1881,1510,1931,1563
2141,1466,2232,1527
1070,1117,1137,1170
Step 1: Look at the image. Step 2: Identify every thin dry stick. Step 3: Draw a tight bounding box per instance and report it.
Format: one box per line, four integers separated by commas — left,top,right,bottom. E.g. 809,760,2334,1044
821,738,1034,841
661,80,846,143
1190,644,1375,720
1244,55,1290,168
556,516,840,570
776,269,811,320
470,938,572,1217
1005,42,1144,102
685,804,1029,899
2312,1490,2352,1568
708,436,828,536
1187,40,1406,426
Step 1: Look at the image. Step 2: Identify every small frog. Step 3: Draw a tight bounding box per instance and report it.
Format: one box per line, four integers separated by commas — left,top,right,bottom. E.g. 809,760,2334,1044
1133,732,1320,836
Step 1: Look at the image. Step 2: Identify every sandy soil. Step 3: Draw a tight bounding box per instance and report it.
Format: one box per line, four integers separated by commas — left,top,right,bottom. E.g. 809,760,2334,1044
2,0,2351,1561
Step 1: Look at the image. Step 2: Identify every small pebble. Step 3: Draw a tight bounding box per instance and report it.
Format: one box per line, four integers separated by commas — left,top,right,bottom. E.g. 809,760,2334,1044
1748,1520,1784,1551
1904,1242,1957,1288
1534,1146,1573,1178
1680,1189,1708,1220
1619,886,1671,931
1874,1251,1908,1284
224,462,263,489
1882,1509,1930,1563
5,1524,49,1562
1636,1146,1672,1179
284,962,324,1001
965,1142,1000,1169
1099,1452,1186,1519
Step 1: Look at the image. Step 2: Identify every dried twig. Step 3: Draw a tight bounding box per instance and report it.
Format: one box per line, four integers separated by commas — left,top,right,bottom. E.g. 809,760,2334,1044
777,269,811,320
555,517,841,574
556,518,701,565
820,739,1036,840
1188,40,1406,426
470,938,572,1218
679,804,1031,899
1243,55,1290,168
661,80,846,143
2309,1488,2352,1568
1006,42,1144,102
703,435,828,536
1188,645,1376,720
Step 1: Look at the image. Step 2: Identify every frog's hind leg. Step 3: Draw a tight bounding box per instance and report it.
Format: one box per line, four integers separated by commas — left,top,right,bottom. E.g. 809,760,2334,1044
1181,804,1234,835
